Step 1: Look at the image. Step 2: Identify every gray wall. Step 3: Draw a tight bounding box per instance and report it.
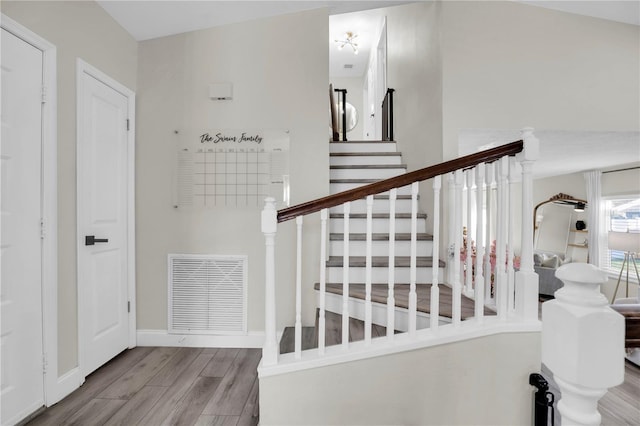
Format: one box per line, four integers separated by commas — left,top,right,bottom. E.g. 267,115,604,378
2,0,138,375
135,9,329,332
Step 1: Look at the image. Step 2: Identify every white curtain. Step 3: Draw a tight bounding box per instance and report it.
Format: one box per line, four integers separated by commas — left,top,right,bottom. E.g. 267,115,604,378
584,170,603,266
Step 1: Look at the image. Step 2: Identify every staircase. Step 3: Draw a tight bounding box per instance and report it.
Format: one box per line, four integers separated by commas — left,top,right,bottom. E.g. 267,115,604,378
326,140,445,330
258,131,543,425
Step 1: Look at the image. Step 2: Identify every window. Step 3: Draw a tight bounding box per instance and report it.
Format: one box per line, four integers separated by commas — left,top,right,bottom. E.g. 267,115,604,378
603,197,640,275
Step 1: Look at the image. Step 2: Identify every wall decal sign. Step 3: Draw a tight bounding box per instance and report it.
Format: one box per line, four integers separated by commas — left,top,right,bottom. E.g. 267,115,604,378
175,130,289,209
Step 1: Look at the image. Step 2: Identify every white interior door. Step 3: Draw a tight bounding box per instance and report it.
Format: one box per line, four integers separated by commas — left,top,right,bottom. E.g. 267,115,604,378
1,28,45,424
77,64,132,376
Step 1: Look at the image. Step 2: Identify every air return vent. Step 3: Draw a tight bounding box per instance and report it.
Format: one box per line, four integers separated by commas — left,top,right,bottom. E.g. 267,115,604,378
343,64,354,69
168,254,247,335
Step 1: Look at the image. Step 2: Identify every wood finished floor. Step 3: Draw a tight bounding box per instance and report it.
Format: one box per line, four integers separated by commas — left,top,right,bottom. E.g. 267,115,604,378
26,305,639,426
26,347,260,426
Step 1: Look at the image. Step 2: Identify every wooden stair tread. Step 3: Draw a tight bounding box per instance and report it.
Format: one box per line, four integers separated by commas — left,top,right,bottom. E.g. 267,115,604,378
330,233,433,241
313,283,495,319
330,212,427,219
330,152,402,157
330,164,407,169
280,311,391,354
327,256,446,268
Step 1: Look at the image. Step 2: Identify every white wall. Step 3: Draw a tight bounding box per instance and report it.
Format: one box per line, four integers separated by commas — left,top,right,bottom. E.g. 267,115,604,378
260,331,541,425
2,0,138,375
136,9,329,333
330,76,364,140
442,1,640,161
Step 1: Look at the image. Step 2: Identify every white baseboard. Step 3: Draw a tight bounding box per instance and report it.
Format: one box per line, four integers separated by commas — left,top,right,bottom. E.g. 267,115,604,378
137,329,279,348
48,367,83,406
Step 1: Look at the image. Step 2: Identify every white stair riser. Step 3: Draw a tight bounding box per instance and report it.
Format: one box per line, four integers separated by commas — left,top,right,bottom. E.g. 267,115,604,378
329,218,427,234
330,142,397,153
329,240,433,257
330,155,402,166
331,183,413,195
327,266,444,283
330,168,406,180
329,198,414,214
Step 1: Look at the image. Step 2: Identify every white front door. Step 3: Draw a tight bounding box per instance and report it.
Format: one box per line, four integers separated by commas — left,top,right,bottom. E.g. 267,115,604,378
77,63,132,376
1,28,45,424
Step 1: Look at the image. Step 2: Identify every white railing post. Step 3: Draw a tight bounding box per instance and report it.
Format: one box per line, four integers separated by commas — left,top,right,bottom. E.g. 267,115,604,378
484,165,494,304
465,169,474,297
342,202,351,350
507,157,517,313
262,197,279,366
387,189,397,339
496,157,509,320
365,195,374,344
474,164,485,322
295,216,303,359
542,263,625,426
430,176,441,330
319,208,328,355
453,170,463,326
515,127,540,320
409,183,419,335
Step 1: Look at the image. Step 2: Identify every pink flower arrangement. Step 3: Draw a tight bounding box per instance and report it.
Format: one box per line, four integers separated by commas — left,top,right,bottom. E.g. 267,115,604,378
460,230,521,295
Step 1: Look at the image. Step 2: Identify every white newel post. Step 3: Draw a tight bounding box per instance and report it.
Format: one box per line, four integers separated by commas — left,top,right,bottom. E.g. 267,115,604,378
542,263,625,426
262,197,279,366
515,128,539,321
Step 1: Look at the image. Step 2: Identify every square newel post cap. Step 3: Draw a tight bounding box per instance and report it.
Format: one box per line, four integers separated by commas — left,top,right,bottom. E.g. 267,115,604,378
542,263,625,389
262,197,278,234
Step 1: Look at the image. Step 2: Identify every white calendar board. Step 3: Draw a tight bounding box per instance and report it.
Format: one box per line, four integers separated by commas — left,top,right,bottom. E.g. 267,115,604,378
175,130,289,208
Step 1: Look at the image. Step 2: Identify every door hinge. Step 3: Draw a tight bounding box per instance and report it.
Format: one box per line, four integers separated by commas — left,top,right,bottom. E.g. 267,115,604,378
41,85,48,104
40,218,45,239
128,301,130,313
126,118,130,131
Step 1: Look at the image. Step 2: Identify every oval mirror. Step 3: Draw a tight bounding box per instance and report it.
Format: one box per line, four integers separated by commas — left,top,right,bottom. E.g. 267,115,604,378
336,101,358,133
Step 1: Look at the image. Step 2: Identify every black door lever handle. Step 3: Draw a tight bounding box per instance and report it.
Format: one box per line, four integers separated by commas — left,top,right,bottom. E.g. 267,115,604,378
85,235,109,246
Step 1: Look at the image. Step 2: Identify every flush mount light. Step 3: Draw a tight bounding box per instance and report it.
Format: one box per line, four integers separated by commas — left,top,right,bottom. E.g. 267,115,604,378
335,31,359,55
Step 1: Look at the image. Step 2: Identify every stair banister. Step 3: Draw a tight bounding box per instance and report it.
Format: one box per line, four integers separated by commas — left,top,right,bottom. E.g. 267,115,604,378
277,141,524,223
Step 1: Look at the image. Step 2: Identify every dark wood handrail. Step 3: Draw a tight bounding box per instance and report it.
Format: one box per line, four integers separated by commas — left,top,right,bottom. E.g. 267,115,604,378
277,139,524,223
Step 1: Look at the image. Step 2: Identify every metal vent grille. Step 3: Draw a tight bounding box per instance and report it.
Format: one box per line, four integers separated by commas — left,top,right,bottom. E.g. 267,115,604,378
168,254,247,335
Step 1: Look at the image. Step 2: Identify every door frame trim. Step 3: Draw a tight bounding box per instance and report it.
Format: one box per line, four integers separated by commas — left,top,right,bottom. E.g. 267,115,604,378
75,59,136,379
1,14,59,407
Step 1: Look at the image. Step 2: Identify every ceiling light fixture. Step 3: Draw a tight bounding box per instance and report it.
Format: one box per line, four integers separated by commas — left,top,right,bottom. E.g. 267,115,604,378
335,31,359,55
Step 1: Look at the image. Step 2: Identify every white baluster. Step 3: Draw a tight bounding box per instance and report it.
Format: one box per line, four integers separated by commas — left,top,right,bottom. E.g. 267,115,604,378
474,164,485,322
496,157,509,320
409,182,419,334
542,263,624,426
447,173,456,285
453,170,463,326
387,189,397,339
261,197,279,366
365,195,374,344
430,176,441,330
295,216,303,359
319,208,328,355
342,202,350,349
507,157,517,313
515,128,540,320
484,165,494,304
465,169,474,297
